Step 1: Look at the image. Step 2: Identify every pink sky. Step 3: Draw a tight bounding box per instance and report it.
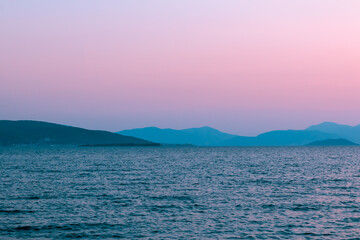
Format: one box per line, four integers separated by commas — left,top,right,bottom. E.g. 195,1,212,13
1,0,360,135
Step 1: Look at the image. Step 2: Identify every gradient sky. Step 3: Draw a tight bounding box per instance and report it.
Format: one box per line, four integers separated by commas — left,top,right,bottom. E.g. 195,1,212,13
1,0,360,135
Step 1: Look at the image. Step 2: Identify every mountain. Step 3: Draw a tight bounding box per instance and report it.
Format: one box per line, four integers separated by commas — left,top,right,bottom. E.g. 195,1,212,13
118,126,342,146
306,138,358,146
0,120,158,146
118,126,237,146
4,120,359,147
218,130,341,146
306,122,360,143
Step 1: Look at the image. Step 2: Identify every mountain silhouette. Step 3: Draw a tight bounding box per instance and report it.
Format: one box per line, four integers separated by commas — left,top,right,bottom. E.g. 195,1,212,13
4,120,360,147
306,122,360,143
0,120,158,146
118,126,237,146
218,130,340,146
305,138,358,146
118,126,341,146
119,124,355,146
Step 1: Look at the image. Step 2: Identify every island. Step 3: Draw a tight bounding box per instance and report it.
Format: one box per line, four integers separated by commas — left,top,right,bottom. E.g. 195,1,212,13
305,138,358,146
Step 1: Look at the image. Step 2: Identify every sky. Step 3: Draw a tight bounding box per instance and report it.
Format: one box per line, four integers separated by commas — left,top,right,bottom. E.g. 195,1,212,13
1,0,360,136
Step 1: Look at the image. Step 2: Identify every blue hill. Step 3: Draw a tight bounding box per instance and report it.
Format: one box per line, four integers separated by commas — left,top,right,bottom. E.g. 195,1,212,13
0,120,158,146
118,126,342,146
306,122,360,143
219,130,340,146
118,126,237,146
305,138,358,146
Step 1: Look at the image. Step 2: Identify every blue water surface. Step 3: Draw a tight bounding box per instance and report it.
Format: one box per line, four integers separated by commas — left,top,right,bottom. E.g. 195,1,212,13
1,146,360,239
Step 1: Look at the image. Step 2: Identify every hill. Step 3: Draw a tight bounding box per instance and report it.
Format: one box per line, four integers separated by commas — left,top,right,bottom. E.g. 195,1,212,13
0,120,158,146
218,130,340,146
305,138,358,146
118,126,237,146
118,126,343,146
306,122,360,143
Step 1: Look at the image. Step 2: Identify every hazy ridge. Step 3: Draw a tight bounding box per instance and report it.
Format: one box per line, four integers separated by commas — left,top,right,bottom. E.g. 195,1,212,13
119,122,360,146
1,120,359,147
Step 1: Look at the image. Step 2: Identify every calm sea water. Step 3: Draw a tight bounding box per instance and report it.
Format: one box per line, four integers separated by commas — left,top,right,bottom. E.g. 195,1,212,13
1,146,360,239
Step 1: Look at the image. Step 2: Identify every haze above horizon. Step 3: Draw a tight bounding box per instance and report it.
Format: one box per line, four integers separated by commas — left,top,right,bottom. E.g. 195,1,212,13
1,1,360,135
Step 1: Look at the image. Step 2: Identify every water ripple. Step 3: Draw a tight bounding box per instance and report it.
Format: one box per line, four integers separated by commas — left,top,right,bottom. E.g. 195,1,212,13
1,146,360,239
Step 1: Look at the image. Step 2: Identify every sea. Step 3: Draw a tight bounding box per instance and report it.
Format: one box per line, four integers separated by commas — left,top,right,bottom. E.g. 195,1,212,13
1,146,360,239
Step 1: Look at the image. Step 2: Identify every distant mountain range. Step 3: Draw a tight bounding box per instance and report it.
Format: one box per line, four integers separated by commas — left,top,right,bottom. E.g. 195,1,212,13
1,120,359,147
218,130,339,146
118,126,237,146
306,122,360,143
118,122,360,146
0,120,158,146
